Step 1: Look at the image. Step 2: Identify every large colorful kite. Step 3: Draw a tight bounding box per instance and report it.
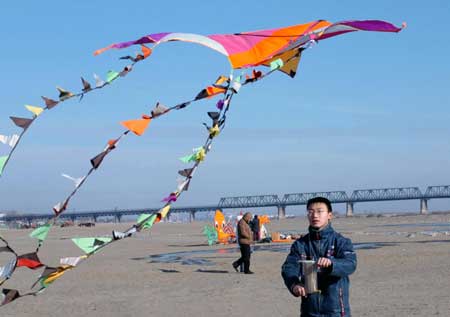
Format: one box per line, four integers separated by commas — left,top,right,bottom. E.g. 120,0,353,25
0,19,404,307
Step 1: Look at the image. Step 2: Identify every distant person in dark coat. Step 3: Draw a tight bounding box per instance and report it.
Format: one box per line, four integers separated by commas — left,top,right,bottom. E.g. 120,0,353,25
232,212,254,274
251,215,260,242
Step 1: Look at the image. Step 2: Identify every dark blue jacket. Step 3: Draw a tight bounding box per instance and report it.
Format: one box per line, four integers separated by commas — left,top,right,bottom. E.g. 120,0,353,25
281,224,357,317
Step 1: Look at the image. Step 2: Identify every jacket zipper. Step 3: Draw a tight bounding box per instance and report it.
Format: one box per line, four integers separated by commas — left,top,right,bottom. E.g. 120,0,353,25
318,240,321,313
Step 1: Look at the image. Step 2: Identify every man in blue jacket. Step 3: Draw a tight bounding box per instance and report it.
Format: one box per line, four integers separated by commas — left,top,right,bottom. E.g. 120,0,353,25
281,197,357,317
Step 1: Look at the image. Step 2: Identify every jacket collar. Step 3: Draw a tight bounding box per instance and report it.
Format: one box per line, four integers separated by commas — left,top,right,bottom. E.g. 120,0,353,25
308,223,334,240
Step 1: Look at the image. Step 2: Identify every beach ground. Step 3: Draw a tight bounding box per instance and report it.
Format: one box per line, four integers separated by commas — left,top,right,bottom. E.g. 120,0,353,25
1,213,450,316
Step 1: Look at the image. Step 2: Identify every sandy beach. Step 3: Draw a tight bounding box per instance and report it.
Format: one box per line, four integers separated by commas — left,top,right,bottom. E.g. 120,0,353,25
1,213,450,316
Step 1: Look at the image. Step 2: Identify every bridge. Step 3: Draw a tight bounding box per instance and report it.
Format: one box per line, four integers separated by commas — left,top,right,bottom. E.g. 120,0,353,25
2,185,450,223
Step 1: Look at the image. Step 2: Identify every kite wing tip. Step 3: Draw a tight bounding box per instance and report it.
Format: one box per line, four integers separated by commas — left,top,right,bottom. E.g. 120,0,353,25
94,45,114,56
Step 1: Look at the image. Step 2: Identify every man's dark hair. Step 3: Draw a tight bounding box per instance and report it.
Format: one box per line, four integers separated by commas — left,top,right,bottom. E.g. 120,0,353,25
306,197,332,212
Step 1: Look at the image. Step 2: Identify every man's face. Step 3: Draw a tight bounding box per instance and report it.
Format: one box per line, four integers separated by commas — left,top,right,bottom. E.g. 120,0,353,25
307,202,332,228
244,213,252,222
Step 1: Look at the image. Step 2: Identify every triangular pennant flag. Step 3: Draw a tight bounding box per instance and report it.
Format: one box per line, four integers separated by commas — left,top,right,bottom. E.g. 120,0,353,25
207,112,220,121
16,252,43,269
41,96,59,109
141,45,152,58
206,86,226,97
209,125,220,138
178,168,194,178
244,69,263,83
177,178,190,192
53,200,68,215
71,237,112,254
9,135,19,147
120,117,151,136
263,48,302,78
10,116,33,130
269,58,284,71
0,156,8,176
61,173,85,188
56,87,74,101
216,99,224,110
194,89,208,100
175,102,190,110
151,102,169,117
231,81,241,93
81,77,92,92
94,73,105,87
0,135,7,145
214,75,229,86
112,227,137,240
179,153,196,163
195,148,206,161
119,65,133,77
1,289,20,306
90,151,108,169
0,135,19,148
29,224,51,242
195,86,225,100
125,226,138,236
25,105,44,117
136,214,157,230
60,256,86,267
161,193,177,203
0,258,17,281
155,205,171,223
106,70,120,83
38,265,73,289
107,138,119,149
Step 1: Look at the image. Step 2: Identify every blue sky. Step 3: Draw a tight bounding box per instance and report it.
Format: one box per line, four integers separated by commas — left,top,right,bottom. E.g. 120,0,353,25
1,1,450,214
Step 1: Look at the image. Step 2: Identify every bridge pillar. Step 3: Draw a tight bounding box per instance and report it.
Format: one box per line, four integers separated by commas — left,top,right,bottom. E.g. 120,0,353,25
277,205,286,219
420,199,428,214
346,202,354,217
115,214,122,223
93,216,98,223
189,211,196,222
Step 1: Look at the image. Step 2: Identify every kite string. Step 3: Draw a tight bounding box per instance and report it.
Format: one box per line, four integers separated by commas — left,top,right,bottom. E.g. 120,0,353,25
0,47,152,179
0,57,285,307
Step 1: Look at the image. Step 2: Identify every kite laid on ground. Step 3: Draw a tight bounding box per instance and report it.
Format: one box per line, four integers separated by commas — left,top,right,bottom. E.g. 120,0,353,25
0,19,404,307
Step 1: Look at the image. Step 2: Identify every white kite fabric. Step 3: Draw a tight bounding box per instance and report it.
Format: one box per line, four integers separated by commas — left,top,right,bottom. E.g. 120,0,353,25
0,19,404,307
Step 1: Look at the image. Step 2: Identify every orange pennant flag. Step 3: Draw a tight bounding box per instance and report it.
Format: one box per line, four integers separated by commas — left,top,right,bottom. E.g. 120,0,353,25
206,86,226,97
141,45,152,58
120,116,151,136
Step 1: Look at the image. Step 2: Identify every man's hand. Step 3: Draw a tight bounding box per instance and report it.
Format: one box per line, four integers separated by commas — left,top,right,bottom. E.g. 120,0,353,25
292,285,307,297
317,257,332,268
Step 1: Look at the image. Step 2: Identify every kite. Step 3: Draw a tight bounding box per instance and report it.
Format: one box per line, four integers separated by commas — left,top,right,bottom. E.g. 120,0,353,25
0,19,404,307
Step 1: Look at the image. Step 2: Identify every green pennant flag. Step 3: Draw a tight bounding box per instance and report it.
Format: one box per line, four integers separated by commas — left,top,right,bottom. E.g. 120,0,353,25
270,58,284,70
0,155,8,175
106,70,120,83
137,213,157,229
29,224,52,241
179,153,196,163
71,237,112,254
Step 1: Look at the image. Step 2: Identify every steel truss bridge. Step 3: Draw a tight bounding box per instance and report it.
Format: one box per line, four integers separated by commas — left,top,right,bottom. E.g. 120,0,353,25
3,185,450,223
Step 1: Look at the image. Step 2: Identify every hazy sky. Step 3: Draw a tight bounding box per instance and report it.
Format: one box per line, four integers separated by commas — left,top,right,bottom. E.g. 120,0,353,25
1,1,449,214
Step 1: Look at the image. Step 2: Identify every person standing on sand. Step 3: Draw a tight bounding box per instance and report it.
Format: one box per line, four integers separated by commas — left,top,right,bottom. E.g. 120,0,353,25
232,212,254,274
281,197,357,317
251,214,260,242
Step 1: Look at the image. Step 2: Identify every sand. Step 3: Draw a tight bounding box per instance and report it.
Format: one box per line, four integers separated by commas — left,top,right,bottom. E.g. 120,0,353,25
1,213,450,316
